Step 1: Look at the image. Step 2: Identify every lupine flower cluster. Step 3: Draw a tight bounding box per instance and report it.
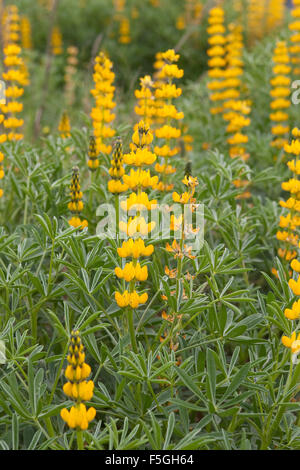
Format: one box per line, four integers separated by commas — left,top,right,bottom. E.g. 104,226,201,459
58,112,71,139
207,10,251,198
68,167,88,229
2,5,20,47
276,129,300,266
108,137,128,194
246,0,265,44
270,41,291,150
113,0,131,44
87,135,99,173
20,16,32,50
1,44,26,142
51,26,63,56
60,330,96,431
206,6,226,115
289,0,300,77
119,17,131,44
265,0,285,34
1,0,300,452
90,52,116,155
135,75,156,126
247,0,285,44
115,121,157,309
281,132,300,355
223,23,251,163
153,49,184,192
64,46,79,107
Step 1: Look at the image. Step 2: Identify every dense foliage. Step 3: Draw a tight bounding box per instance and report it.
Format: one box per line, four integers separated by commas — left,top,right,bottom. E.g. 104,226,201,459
0,0,299,451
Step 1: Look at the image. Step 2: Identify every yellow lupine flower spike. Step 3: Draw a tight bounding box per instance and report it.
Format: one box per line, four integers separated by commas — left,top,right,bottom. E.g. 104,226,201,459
154,49,184,191
270,41,290,149
60,330,96,431
87,136,99,172
68,167,88,230
108,137,128,194
90,52,116,155
58,112,71,139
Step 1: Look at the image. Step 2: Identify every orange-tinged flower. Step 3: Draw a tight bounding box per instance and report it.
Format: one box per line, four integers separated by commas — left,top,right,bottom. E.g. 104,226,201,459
289,277,300,295
285,300,300,320
282,331,300,354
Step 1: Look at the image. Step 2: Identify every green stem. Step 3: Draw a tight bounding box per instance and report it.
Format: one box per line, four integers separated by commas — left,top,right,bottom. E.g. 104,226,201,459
147,379,164,415
128,307,138,353
77,430,84,450
115,194,119,245
31,308,38,344
47,239,55,295
175,220,185,300
44,417,55,438
89,170,96,210
23,175,30,225
284,354,294,395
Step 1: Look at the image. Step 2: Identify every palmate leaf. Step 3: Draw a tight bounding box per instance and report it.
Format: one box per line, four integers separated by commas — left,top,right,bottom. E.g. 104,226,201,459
175,366,206,402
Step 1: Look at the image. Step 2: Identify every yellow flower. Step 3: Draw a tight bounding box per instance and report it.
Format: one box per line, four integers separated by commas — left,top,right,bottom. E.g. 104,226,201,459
285,300,300,320
60,404,96,431
115,262,148,282
287,159,300,175
51,26,63,55
115,290,148,308
119,216,155,237
292,127,300,138
170,214,183,231
121,192,157,212
280,197,300,210
155,83,182,99
278,248,297,261
270,111,289,122
123,148,156,166
282,331,300,354
108,179,128,194
276,230,298,245
270,98,290,110
117,238,154,258
227,133,248,145
108,137,128,193
68,167,88,230
61,331,96,430
282,178,300,193
154,163,176,175
87,135,99,171
68,217,88,230
172,191,191,204
285,140,300,156
90,52,116,154
123,168,158,190
182,175,199,188
154,145,179,158
291,259,300,273
58,112,71,138
155,125,181,140
289,277,300,295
